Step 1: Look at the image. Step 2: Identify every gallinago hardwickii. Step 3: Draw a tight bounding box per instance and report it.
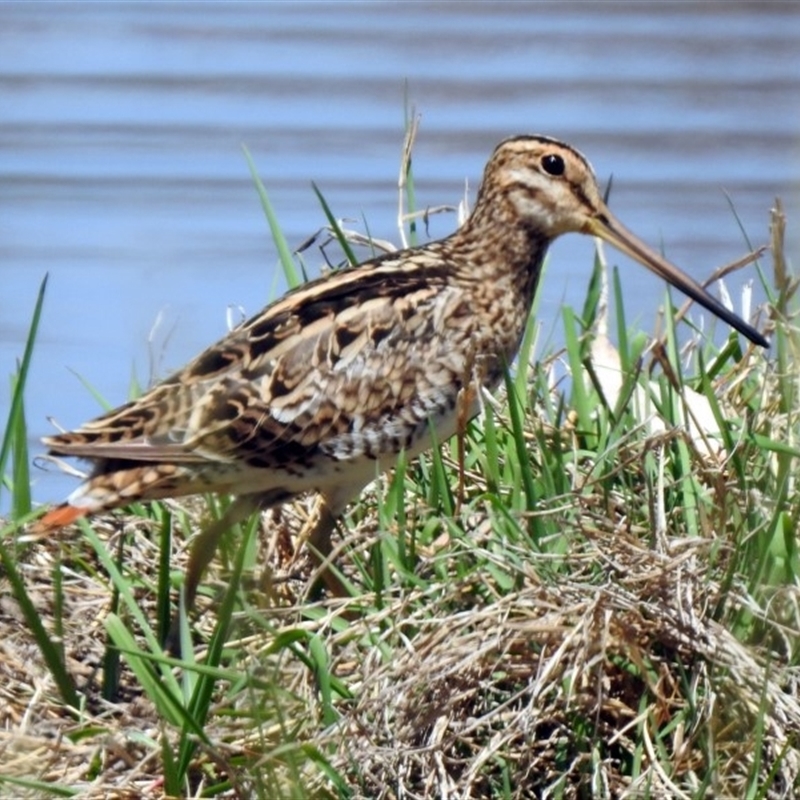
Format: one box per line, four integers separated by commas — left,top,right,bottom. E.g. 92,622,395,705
35,135,768,611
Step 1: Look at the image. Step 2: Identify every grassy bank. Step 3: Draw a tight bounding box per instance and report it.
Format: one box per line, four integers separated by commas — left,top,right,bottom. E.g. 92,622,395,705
1,137,798,798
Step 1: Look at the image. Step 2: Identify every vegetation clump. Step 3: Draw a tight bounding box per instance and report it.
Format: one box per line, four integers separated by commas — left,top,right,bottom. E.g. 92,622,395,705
0,140,797,798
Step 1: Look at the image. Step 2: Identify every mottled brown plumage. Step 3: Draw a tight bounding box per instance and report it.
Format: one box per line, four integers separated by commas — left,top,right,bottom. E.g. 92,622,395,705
36,136,768,609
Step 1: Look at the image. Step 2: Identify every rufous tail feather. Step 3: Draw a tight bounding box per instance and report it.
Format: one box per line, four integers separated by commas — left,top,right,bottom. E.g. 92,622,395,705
34,504,91,533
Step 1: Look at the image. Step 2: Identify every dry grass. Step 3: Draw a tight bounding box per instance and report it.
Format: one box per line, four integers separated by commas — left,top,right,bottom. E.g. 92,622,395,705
3,424,800,798
2,182,797,798
0,522,164,796
317,531,800,798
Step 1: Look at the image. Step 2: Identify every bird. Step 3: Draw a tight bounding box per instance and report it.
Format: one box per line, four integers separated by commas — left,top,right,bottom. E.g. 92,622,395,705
34,135,768,613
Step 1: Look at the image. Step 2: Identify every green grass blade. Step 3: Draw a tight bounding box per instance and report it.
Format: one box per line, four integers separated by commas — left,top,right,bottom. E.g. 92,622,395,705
9,370,32,518
153,508,174,647
563,305,591,433
0,274,47,512
514,306,539,402
0,775,77,797
308,634,338,727
176,514,258,778
426,426,454,518
612,266,631,373
580,256,603,332
401,99,419,247
105,615,182,726
65,368,113,411
311,181,359,267
242,145,301,288
502,367,539,523
0,520,79,709
161,733,181,797
81,520,182,698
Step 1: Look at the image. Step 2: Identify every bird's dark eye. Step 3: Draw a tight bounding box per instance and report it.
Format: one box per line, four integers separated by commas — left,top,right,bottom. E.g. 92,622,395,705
541,153,565,176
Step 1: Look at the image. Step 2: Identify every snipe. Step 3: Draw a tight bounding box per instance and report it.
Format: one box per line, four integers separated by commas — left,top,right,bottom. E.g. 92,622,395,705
35,135,768,612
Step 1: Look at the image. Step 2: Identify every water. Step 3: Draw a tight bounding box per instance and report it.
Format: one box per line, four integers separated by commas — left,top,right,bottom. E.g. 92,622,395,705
2,2,799,509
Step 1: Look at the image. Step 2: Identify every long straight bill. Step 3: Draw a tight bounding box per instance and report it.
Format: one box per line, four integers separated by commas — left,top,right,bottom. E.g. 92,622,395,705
586,212,769,348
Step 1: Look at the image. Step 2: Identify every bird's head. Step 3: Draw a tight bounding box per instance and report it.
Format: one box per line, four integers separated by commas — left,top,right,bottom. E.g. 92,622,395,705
478,135,768,348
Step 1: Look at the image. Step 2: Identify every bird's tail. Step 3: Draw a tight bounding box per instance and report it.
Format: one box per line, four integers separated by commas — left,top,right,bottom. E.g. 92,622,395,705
31,461,208,534
34,503,92,533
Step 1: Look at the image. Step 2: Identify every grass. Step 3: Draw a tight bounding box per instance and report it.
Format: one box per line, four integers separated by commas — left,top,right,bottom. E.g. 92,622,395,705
1,131,798,798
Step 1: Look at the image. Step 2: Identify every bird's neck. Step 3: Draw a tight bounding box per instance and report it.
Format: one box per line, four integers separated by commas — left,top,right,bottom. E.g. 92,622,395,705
444,210,550,311
434,211,551,372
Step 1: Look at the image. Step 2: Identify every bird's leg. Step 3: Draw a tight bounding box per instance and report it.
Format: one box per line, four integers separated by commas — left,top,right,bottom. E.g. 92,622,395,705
300,494,349,599
182,493,264,611
454,354,483,516
454,384,475,516
167,492,269,653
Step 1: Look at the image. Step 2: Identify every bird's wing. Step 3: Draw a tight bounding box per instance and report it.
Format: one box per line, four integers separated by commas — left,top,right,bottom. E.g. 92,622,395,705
44,250,476,469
